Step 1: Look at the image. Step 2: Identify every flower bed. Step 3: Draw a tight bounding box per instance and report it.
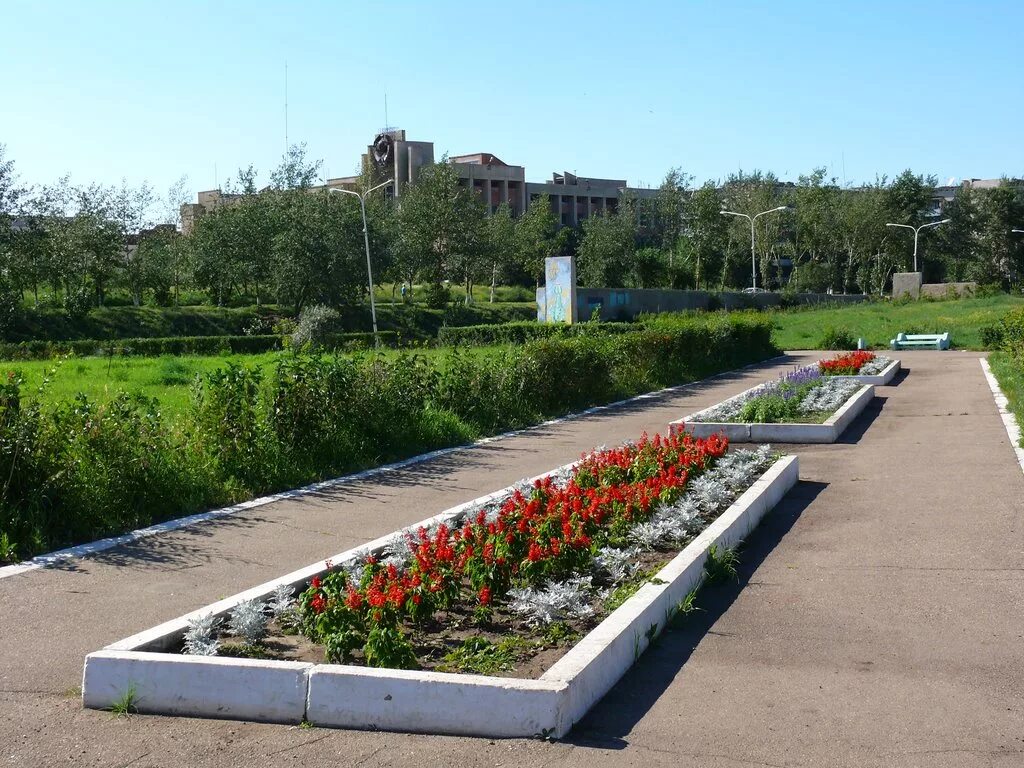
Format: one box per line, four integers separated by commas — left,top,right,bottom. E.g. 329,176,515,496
819,351,900,385
671,368,875,443
83,433,800,737
184,435,772,674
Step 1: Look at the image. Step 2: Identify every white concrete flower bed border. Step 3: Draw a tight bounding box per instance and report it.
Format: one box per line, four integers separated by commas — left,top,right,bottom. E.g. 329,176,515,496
828,357,901,386
669,384,874,443
83,455,799,738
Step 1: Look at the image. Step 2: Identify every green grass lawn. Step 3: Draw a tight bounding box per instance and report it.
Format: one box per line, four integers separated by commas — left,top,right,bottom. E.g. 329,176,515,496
3,345,507,417
769,294,1024,351
988,351,1024,449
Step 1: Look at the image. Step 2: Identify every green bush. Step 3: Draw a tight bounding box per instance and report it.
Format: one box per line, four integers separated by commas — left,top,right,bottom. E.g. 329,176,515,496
436,320,632,346
6,302,537,344
983,306,1024,356
0,313,776,563
818,326,857,350
0,331,400,360
0,374,213,560
291,305,342,349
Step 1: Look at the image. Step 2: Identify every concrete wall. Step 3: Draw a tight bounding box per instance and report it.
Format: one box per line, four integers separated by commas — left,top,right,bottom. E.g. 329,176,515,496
892,273,977,300
892,272,923,299
921,281,977,298
575,288,868,321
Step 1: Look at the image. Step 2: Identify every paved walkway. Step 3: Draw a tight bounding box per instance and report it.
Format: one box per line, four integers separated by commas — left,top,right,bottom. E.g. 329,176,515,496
1,352,1021,768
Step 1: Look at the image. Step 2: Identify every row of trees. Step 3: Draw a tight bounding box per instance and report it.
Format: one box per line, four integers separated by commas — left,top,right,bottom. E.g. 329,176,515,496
2,142,1023,318
0,143,567,313
580,167,1024,295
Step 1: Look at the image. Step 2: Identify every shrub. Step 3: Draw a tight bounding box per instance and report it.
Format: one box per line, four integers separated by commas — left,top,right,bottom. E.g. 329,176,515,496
424,283,451,309
0,332,407,361
436,321,632,347
0,313,777,563
291,305,342,349
818,326,857,350
0,277,19,341
192,363,279,493
987,306,1024,357
0,376,212,559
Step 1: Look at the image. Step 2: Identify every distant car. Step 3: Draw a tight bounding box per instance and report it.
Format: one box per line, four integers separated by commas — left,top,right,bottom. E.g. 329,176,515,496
741,287,769,294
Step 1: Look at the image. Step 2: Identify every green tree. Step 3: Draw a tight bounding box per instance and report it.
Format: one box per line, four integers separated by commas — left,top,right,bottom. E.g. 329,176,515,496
933,185,979,282
130,228,186,305
271,190,366,312
840,179,895,295
271,144,323,191
0,145,26,332
791,168,842,291
577,198,637,288
653,168,693,254
112,179,156,306
514,194,561,287
630,246,668,288
884,169,938,273
720,170,786,288
685,181,727,290
973,180,1024,286
396,161,485,302
485,202,516,302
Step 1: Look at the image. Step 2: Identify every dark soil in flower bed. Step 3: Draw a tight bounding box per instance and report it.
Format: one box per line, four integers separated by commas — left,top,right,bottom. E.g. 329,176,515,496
172,437,778,678
179,547,678,679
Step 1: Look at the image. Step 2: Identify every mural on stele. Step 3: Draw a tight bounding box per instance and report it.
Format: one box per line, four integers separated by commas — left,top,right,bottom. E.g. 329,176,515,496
541,256,576,324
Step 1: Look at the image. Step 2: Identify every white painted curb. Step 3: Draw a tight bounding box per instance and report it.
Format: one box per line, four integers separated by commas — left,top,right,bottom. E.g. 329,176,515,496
306,666,566,738
1,354,787,581
669,385,875,444
828,358,901,386
82,651,311,723
979,357,1024,476
82,456,799,738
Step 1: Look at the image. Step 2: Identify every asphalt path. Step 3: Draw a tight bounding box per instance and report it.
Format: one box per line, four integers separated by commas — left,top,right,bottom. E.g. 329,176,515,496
2,351,1021,767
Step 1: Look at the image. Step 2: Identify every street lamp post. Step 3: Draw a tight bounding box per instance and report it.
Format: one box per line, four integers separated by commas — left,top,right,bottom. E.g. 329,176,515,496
885,219,950,273
330,179,393,347
1012,229,1024,234
720,206,788,290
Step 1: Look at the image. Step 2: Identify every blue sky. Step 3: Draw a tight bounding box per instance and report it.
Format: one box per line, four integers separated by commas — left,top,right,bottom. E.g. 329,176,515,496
2,0,1022,202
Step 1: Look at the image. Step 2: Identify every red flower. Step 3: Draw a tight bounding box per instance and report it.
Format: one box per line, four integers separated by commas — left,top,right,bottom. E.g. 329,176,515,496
310,594,327,614
344,587,363,610
310,575,322,590
478,586,492,605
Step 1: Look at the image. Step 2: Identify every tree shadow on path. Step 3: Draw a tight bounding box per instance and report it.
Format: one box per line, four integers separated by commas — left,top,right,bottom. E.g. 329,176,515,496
566,479,827,749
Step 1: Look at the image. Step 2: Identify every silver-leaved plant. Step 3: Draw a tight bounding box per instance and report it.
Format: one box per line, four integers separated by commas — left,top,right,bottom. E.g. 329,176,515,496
228,599,268,645
183,613,222,656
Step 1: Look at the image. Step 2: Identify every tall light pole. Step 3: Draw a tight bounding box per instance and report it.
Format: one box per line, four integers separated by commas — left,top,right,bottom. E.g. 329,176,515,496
1012,229,1024,234
720,206,788,290
885,219,950,273
330,179,392,347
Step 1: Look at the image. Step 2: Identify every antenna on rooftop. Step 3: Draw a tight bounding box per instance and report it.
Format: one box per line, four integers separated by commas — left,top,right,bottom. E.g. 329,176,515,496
385,93,389,132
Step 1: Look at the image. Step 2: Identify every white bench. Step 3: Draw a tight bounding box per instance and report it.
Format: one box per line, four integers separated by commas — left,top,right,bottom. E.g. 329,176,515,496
890,332,950,350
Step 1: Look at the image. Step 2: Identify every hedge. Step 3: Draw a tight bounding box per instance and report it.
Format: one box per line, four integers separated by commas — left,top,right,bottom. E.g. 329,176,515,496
6,302,537,343
436,320,634,346
0,331,400,360
0,313,775,563
981,306,1024,355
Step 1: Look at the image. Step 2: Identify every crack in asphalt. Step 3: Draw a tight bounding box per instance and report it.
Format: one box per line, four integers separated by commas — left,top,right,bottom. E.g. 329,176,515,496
264,732,333,757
